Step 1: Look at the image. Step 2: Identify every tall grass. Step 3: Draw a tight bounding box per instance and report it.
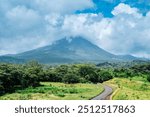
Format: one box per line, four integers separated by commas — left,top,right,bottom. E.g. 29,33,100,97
0,82,104,100
105,77,150,100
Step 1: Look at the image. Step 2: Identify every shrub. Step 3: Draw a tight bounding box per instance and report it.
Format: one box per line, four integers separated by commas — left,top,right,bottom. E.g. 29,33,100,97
147,74,150,82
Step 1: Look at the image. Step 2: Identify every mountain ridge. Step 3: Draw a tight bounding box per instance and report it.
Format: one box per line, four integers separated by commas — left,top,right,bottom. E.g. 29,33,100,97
0,37,139,64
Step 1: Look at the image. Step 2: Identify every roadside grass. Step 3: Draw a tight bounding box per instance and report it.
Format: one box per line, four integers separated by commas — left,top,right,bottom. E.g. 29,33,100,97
0,82,104,100
105,77,150,100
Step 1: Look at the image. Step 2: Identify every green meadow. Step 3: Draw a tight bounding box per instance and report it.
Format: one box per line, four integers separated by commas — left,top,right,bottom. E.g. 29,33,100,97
0,82,104,100
105,77,150,100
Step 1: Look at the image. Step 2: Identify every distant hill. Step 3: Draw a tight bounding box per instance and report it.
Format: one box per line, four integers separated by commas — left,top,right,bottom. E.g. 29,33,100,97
117,55,137,60
0,37,140,64
0,56,25,63
97,60,150,68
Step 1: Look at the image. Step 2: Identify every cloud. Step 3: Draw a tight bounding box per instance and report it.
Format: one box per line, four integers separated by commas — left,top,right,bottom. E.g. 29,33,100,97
0,0,94,55
60,3,150,58
0,1,150,58
6,5,41,30
111,3,139,16
34,0,94,14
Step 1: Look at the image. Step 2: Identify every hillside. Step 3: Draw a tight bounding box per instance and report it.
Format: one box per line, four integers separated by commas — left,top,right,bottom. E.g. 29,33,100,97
0,37,139,64
13,37,117,63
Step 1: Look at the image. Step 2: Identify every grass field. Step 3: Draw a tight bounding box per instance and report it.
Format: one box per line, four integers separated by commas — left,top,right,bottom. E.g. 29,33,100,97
0,82,104,100
105,77,150,100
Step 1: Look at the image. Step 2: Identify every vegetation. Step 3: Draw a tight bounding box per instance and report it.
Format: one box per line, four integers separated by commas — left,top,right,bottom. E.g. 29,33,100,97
147,74,150,82
102,61,150,100
0,82,104,100
0,61,42,95
105,77,150,100
0,60,150,100
0,61,113,96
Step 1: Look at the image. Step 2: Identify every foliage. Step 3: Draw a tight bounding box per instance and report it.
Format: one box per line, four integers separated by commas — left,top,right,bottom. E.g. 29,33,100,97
0,61,41,95
1,60,150,96
105,78,150,100
0,82,104,100
147,74,150,82
63,72,80,84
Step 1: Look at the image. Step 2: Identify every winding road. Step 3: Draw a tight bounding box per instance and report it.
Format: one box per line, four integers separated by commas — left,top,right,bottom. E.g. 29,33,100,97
92,85,113,100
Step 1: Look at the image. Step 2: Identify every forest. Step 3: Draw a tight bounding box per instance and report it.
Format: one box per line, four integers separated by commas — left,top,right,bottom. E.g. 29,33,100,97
0,60,150,98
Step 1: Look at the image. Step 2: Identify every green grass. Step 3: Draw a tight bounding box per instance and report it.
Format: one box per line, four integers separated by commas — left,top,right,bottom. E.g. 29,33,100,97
0,82,104,100
105,77,150,100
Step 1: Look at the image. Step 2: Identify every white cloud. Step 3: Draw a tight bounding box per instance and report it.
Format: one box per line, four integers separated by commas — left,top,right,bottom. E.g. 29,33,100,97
34,0,94,14
59,4,150,58
111,3,140,16
0,0,94,55
0,2,150,58
45,13,64,27
6,6,41,29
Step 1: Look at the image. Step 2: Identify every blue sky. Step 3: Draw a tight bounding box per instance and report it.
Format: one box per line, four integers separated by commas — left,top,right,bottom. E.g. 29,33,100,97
80,0,150,16
0,0,150,58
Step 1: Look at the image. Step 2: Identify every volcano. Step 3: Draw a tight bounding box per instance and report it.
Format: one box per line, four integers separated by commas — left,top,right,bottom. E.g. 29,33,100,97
0,37,137,64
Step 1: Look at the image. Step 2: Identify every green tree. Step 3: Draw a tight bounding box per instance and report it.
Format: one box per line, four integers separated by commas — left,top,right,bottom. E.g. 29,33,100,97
0,64,17,93
78,65,96,78
97,70,113,82
63,72,80,84
44,69,61,82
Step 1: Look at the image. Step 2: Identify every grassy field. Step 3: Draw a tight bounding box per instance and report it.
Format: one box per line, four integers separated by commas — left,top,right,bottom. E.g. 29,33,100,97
105,77,150,100
0,82,104,100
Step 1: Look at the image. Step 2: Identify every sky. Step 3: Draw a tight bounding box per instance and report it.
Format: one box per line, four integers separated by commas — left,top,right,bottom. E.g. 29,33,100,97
0,0,150,58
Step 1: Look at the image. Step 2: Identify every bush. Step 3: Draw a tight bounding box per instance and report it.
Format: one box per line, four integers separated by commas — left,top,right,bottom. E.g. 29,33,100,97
0,85,4,95
147,74,150,82
140,83,148,90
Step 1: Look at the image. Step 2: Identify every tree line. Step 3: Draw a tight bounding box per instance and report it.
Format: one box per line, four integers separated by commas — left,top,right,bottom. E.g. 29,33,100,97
1,61,150,95
0,61,113,95
113,63,150,78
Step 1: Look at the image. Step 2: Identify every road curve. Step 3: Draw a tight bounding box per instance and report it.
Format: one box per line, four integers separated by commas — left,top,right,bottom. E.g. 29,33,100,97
91,85,113,100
